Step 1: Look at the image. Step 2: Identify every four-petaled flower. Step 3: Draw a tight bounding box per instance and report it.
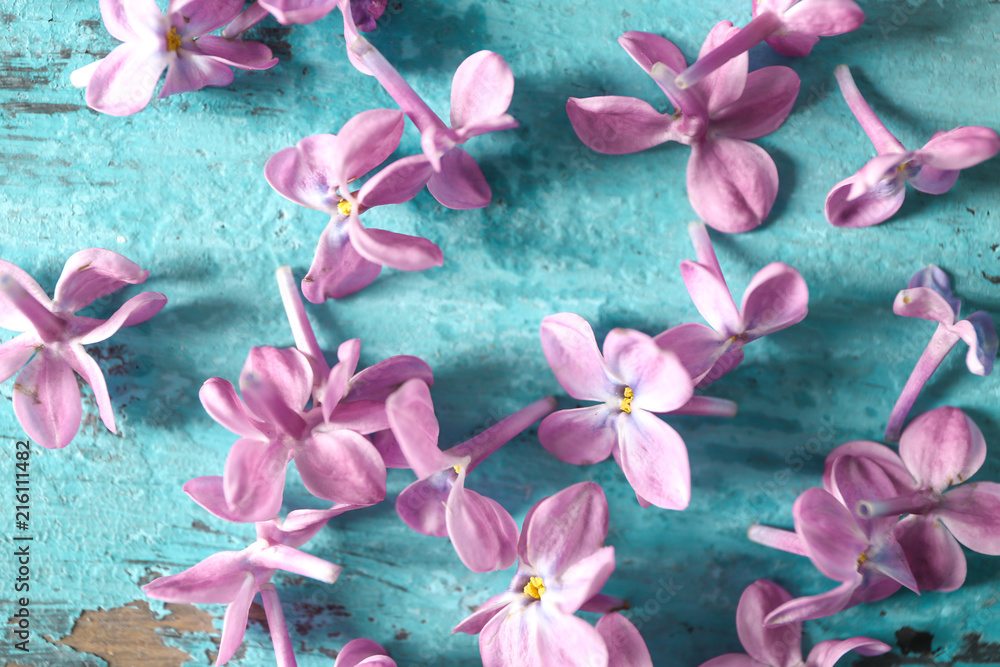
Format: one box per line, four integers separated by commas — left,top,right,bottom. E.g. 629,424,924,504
0,249,166,448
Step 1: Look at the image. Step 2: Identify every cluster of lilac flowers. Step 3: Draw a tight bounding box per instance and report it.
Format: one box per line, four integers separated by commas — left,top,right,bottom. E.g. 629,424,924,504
2,0,997,664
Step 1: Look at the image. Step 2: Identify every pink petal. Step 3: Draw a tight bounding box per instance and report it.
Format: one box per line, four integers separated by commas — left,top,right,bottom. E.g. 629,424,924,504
264,135,342,212
199,377,269,439
372,429,410,468
699,655,758,667
917,126,1000,170
782,0,866,36
347,355,434,402
518,481,609,578
223,438,290,522
566,96,675,154
426,147,491,209
828,455,901,542
806,637,891,667
653,322,728,380
602,328,693,412
849,153,912,200
142,553,252,604
537,407,617,466
450,51,514,129
908,164,960,195
618,31,687,79
385,379,455,478
455,114,519,143
899,407,985,493
302,216,382,302
614,411,690,510
261,505,361,548
711,66,800,140
892,286,957,325
347,212,444,272
12,350,81,449
735,580,801,667
296,429,386,505
938,482,1000,555
893,515,966,592
194,35,277,70
396,472,453,537
792,488,867,582
596,613,652,667
76,291,166,344
53,248,150,313
159,51,235,98
86,42,168,116
693,21,748,115
480,602,609,667
357,154,435,208
738,262,809,338
0,333,38,384
258,0,339,24
687,136,777,233
544,545,616,615
763,577,860,626
324,399,388,434
822,440,914,502
168,0,244,35
216,573,256,665
249,542,341,582
764,32,820,58
953,313,998,375
446,475,519,572
184,475,257,523
539,313,617,402
239,346,314,424
322,338,362,409
824,174,906,228
452,593,514,635
100,0,164,42
680,260,740,336
334,638,394,667
0,261,53,333
63,344,116,434
331,109,406,186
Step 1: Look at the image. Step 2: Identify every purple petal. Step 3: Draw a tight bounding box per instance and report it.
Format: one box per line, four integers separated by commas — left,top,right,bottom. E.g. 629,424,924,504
953,312,998,376
347,355,434,402
396,471,453,537
938,482,1000,555
321,338,361,409
699,655,758,667
829,455,900,540
544,545,615,615
261,505,361,548
764,577,860,626
452,593,514,635
372,429,409,468
806,637,891,667
248,542,341,582
566,96,674,154
223,438,289,521
782,0,866,36
539,313,617,402
480,602,609,667
334,638,394,667
792,488,867,582
239,346,314,422
426,147,491,209
710,66,800,140
518,481,608,578
265,135,342,212
615,411,690,510
917,126,1000,170
0,334,37,384
347,212,444,271
351,0,386,31
76,291,166,345
168,0,244,35
63,344,116,434
100,0,164,41
455,114,519,143
12,350,81,449
358,154,435,208
159,52,234,99
216,573,256,665
653,322,728,380
763,32,819,58
258,0,339,24
735,580,801,667
199,377,269,439
907,265,961,313
618,31,687,80
602,329,693,412
53,249,150,313
824,174,906,228
385,379,456,478
297,429,387,505
849,153,912,200
331,109,406,186
86,43,168,116
680,260,741,336
324,399,387,433
908,164,960,195
596,613,653,667
0,261,53,333
142,552,251,604
447,475,519,572
302,216,382,302
537,407,617,466
822,441,914,502
894,515,966,592
687,136,777,233
892,286,957,326
898,407,985,493
693,21,747,115
184,475,259,523
195,35,277,70
450,51,514,129
738,262,809,338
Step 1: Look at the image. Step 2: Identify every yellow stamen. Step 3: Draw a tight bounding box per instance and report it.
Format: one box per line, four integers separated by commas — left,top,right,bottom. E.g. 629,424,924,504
453,465,461,475
337,199,353,216
166,27,182,52
857,551,868,567
523,576,545,599
620,387,633,414
903,295,912,304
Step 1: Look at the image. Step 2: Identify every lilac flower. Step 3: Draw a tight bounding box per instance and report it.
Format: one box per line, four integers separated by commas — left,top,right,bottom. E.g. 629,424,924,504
334,638,396,667
0,250,166,449
538,313,696,509
71,0,277,117
673,0,865,89
144,510,342,666
350,35,518,209
265,109,441,301
595,613,653,667
883,265,996,441
655,222,809,385
567,25,800,232
748,455,918,625
825,407,1000,592
453,482,620,667
387,379,555,572
699,579,890,667
825,66,1000,228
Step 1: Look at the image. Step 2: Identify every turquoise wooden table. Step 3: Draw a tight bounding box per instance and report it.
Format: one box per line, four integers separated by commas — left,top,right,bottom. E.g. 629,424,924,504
2,0,1000,665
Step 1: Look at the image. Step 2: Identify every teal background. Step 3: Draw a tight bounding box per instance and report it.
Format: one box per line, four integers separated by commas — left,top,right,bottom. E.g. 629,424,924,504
2,0,1000,665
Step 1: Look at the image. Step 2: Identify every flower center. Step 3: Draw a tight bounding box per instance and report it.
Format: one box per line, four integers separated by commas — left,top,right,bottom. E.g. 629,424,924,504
337,199,353,216
523,576,545,599
857,551,867,567
453,464,461,474
166,27,182,52
620,387,634,414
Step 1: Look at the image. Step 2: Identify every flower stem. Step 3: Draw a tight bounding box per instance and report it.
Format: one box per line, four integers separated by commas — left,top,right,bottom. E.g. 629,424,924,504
834,65,905,155
665,395,737,417
0,275,64,342
884,324,960,442
856,490,939,519
453,396,558,471
747,524,809,557
648,63,707,119
687,221,724,281
275,266,331,379
221,1,270,40
260,584,297,667
674,11,782,90
349,35,446,134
